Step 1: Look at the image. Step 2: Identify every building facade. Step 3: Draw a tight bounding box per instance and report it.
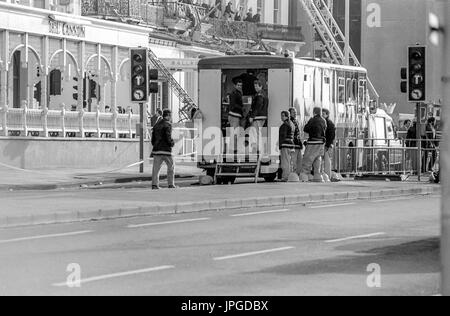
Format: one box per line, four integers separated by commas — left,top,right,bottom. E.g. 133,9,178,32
331,0,444,117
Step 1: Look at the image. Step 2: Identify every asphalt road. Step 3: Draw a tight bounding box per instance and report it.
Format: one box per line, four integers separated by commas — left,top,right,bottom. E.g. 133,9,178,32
0,195,441,296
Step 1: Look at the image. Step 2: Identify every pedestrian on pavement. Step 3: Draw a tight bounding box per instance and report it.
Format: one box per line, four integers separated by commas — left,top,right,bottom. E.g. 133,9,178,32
249,80,268,154
151,109,163,127
425,117,438,172
279,111,295,181
289,107,303,175
151,110,177,190
399,119,412,141
322,108,336,181
406,120,418,173
300,107,327,182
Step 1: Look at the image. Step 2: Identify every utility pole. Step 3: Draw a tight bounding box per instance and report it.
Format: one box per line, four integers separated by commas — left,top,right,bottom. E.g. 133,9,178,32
345,0,350,65
139,102,144,174
441,0,450,297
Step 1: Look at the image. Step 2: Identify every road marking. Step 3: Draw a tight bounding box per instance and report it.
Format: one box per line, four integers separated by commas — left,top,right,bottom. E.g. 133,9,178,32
231,209,290,217
0,231,92,244
128,218,210,228
309,203,356,209
214,246,295,261
371,197,414,203
52,265,174,287
325,232,386,243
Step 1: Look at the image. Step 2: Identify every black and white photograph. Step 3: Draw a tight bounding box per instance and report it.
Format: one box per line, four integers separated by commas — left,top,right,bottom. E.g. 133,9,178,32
0,0,449,300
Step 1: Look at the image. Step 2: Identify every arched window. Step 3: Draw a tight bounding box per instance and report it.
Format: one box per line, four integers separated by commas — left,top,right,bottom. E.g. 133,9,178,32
49,69,62,96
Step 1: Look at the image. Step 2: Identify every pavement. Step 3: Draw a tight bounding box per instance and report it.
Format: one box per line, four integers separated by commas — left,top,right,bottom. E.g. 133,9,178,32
0,173,441,227
0,195,441,296
0,161,203,191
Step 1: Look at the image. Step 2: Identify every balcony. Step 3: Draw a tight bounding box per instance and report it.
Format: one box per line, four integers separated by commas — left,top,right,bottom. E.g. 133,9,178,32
81,0,304,45
81,0,164,26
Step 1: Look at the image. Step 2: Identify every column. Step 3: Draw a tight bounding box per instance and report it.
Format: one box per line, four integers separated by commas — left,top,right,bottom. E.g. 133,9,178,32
41,36,49,109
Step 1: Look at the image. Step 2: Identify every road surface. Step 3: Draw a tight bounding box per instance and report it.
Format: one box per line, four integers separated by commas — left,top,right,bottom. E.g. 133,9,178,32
0,194,440,296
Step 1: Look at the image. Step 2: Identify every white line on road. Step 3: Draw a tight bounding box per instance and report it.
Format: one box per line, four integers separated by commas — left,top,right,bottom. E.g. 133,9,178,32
325,232,386,243
309,203,356,209
52,265,175,287
214,246,295,261
231,209,290,217
128,218,210,228
0,231,93,244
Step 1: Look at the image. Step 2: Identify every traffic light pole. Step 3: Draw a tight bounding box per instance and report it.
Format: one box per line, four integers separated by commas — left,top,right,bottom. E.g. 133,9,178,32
139,102,144,174
441,0,450,296
416,102,422,182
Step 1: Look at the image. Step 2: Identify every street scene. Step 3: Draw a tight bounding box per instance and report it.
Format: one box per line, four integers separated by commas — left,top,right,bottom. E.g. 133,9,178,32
0,0,449,300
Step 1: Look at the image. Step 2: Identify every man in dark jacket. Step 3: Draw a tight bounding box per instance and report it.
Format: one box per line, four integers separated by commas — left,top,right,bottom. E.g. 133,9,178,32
300,107,327,182
322,108,336,180
151,110,176,190
406,121,418,173
279,111,295,181
249,80,268,154
228,78,244,154
289,107,303,175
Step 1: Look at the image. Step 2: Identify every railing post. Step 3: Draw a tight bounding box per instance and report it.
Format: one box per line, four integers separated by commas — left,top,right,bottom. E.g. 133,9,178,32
43,107,48,138
79,108,85,138
96,109,101,138
61,108,66,138
128,112,133,139
23,106,28,137
418,138,422,181
113,109,118,139
1,107,7,136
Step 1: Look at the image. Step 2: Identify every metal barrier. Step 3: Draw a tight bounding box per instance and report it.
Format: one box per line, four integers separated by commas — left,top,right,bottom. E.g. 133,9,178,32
334,138,441,179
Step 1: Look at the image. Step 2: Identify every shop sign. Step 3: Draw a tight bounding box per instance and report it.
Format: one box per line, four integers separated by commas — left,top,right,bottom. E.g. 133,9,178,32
48,19,86,38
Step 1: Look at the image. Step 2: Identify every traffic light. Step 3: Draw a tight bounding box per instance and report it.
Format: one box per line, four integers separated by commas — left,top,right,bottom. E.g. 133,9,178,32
148,68,159,94
130,48,148,103
400,67,407,93
408,45,426,102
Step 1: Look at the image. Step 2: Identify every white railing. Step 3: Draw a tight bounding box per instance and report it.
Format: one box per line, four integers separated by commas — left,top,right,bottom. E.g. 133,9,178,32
0,107,197,158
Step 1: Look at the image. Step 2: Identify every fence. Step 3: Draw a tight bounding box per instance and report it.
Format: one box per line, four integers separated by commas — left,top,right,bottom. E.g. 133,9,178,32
0,107,197,159
334,138,441,179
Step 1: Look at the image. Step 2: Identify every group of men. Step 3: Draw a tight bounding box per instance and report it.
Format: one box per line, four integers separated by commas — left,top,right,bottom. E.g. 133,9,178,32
279,107,336,182
228,75,268,154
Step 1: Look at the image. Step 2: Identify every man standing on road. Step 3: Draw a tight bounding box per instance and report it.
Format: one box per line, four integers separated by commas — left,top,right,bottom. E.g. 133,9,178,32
300,107,327,182
151,110,177,190
322,109,336,181
279,111,295,181
289,107,303,175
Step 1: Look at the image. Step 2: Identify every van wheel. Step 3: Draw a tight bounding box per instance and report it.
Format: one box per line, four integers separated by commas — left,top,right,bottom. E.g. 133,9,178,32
263,173,277,183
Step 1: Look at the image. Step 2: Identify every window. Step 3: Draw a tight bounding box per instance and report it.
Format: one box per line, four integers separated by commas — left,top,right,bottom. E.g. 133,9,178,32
358,79,366,112
304,73,312,99
49,69,62,96
338,77,345,104
273,0,281,24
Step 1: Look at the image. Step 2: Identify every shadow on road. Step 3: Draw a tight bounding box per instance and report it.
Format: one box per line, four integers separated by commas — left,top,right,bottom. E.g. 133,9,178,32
258,237,440,276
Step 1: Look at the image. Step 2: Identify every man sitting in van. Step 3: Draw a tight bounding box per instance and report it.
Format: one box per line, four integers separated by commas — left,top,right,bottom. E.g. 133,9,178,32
300,107,327,182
